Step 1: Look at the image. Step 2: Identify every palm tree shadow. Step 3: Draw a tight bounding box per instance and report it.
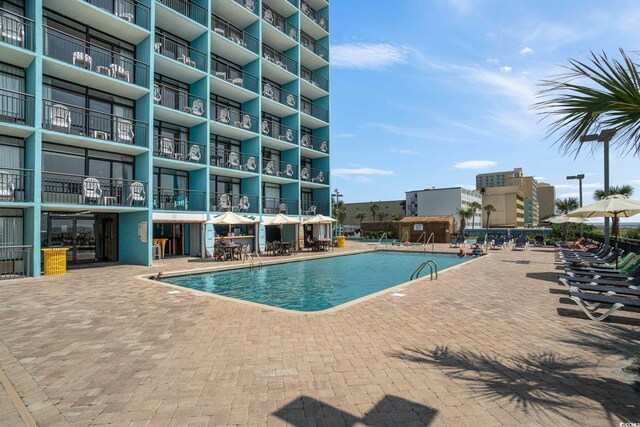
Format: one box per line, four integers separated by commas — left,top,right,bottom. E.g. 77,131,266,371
388,346,638,423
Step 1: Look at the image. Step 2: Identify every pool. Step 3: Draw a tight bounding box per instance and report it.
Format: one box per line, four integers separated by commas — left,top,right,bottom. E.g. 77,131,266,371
160,252,469,312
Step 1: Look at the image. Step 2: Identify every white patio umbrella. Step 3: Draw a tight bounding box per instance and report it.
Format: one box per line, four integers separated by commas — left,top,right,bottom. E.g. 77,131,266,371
566,195,640,267
302,214,337,224
548,215,589,224
204,211,259,240
263,214,300,242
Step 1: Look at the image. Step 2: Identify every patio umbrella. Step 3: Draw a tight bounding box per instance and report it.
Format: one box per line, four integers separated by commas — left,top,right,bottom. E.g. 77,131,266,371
204,211,259,239
548,215,588,224
263,214,300,241
566,195,640,267
302,214,337,224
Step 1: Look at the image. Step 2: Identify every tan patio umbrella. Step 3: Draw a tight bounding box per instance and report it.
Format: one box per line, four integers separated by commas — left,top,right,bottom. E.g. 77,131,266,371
204,211,259,240
263,214,300,242
548,215,588,224
566,194,640,267
302,214,337,224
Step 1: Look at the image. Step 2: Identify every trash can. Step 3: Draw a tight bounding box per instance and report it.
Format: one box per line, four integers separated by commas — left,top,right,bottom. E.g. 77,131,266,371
336,236,346,248
42,248,69,276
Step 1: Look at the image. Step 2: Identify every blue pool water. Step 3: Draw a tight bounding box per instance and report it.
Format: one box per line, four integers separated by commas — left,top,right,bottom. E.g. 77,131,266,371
161,252,469,312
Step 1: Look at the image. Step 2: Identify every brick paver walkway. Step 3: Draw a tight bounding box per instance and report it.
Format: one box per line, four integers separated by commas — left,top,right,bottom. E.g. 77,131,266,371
0,245,638,426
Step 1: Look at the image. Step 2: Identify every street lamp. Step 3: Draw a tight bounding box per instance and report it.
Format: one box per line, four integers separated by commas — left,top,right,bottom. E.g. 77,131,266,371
332,188,343,235
580,129,616,247
566,174,585,237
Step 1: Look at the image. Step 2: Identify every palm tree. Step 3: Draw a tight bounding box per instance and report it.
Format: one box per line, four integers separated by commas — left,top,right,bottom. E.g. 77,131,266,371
555,197,579,241
378,212,389,222
369,203,380,222
469,201,482,229
456,208,472,235
534,49,640,157
355,212,367,231
391,213,402,221
484,204,496,229
593,185,634,237
332,201,347,226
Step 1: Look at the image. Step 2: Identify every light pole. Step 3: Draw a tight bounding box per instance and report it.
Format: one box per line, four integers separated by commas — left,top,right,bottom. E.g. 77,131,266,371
332,188,343,235
566,174,585,237
579,129,616,247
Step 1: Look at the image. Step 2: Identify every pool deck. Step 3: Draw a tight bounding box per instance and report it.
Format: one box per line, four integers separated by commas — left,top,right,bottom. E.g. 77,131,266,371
0,243,639,426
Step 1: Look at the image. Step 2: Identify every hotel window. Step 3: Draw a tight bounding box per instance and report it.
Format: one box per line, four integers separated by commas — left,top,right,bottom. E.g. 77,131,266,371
43,76,135,115
154,74,190,111
42,143,134,180
300,156,312,171
0,135,24,169
211,135,241,167
154,120,189,142
0,0,24,15
153,168,188,191
0,63,26,123
155,28,189,62
0,208,23,246
262,182,280,200
262,147,280,163
301,188,312,205
211,176,240,196
211,54,242,77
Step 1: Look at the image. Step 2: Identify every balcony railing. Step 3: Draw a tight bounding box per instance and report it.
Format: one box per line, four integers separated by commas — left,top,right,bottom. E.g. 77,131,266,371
260,118,297,144
262,158,298,180
0,88,33,126
153,187,206,211
230,0,259,15
262,197,298,215
300,132,328,153
300,166,327,184
262,80,297,109
153,134,206,164
0,167,33,202
301,200,329,216
42,99,148,147
0,245,31,280
211,57,259,93
262,44,297,74
210,147,258,173
301,31,328,60
157,0,207,26
211,14,259,54
301,1,328,31
262,5,297,40
154,33,207,72
83,0,150,30
301,98,328,122
301,66,328,92
211,102,258,133
44,26,149,87
154,83,207,118
211,192,258,213
0,8,34,50
42,171,148,207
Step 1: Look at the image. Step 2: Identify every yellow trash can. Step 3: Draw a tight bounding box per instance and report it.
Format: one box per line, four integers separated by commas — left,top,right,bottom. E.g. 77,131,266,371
336,236,346,248
42,248,69,276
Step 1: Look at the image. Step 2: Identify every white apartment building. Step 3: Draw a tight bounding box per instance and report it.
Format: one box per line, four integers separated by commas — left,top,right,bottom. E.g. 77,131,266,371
406,187,483,229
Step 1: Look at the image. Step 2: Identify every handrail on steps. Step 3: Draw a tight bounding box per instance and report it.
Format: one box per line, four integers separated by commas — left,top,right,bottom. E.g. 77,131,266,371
375,232,388,250
410,260,438,281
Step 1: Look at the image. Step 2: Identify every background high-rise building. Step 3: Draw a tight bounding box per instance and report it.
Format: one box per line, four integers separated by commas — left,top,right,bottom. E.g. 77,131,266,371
0,0,330,276
406,187,483,229
537,182,556,220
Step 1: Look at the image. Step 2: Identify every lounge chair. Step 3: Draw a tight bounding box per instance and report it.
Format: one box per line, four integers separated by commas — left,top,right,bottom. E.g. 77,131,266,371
450,236,466,248
534,235,544,246
50,104,71,132
263,160,275,175
117,120,134,143
568,291,640,321
218,194,231,211
261,120,270,135
513,237,528,251
559,276,640,290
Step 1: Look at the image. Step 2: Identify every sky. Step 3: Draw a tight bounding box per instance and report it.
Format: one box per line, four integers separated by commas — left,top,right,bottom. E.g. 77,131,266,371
328,0,640,215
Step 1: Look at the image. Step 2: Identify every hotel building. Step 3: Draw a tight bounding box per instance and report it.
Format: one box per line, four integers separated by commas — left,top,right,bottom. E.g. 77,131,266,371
406,187,483,229
0,0,330,276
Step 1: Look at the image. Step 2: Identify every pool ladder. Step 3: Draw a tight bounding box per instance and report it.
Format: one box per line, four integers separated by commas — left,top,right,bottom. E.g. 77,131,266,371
410,260,438,281
247,251,263,268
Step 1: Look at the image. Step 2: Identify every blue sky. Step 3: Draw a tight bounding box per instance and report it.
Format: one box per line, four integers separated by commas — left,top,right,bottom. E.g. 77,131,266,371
328,0,640,209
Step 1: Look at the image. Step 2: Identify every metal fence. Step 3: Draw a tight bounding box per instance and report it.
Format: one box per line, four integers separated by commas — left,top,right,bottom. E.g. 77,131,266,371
84,0,150,29
0,88,34,126
157,0,207,26
0,245,31,280
584,232,640,254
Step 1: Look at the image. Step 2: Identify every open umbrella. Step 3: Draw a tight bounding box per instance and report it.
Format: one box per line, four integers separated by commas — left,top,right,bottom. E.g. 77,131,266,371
548,215,589,224
205,211,259,242
302,214,337,224
263,214,300,242
566,195,640,267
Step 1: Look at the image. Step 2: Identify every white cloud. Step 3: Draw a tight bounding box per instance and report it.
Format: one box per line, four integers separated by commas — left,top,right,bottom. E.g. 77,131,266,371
331,43,412,70
520,47,534,55
390,148,420,155
453,160,497,170
463,67,536,108
533,176,546,181
499,66,512,73
486,58,499,64
333,133,356,139
332,168,394,177
552,182,604,190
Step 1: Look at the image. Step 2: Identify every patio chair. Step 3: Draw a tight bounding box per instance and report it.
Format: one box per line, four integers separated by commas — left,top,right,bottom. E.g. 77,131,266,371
263,83,275,100
278,203,288,214
82,177,102,204
279,128,294,142
261,120,270,135
237,196,250,212
175,193,188,210
0,171,15,201
1,13,24,46
284,164,294,178
300,167,310,181
116,11,134,22
187,145,201,162
218,193,231,211
301,134,311,148
214,27,226,37
534,235,545,246
229,77,244,86
263,160,275,175
72,52,92,69
243,156,257,172
218,107,231,124
109,64,130,82
117,120,134,143
450,236,466,248
568,291,640,321
304,204,316,215
319,18,327,30
286,93,296,107
153,84,162,103
227,152,240,168
177,54,195,67
289,28,297,39
513,237,528,251
240,114,252,130
301,2,310,15
244,0,255,12
311,171,324,183
160,137,174,158
319,141,328,152
127,182,145,206
191,99,204,116
264,9,274,24
49,104,71,132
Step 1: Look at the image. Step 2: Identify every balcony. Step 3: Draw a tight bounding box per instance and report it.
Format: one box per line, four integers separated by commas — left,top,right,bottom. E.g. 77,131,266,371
83,0,150,30
300,166,327,185
301,98,328,123
211,102,258,134
262,158,298,180
300,132,328,154
43,26,149,90
157,0,208,27
211,14,259,55
262,80,296,110
211,147,258,175
0,167,33,203
153,187,206,211
0,88,34,127
153,134,206,166
301,31,328,61
154,33,207,80
301,65,328,92
301,200,329,216
0,8,34,52
211,56,259,94
227,0,259,16
262,5,297,41
262,197,298,215
260,118,297,145
42,172,148,207
301,1,327,31
262,44,297,75
42,99,148,148
153,83,207,125
211,192,258,213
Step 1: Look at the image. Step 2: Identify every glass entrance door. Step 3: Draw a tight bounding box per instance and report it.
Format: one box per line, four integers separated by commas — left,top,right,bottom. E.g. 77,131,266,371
45,215,97,264
49,217,75,263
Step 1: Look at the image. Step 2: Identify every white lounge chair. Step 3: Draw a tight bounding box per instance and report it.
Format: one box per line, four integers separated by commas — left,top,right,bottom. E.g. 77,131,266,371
279,128,294,142
153,84,162,103
240,114,252,129
264,9,274,24
128,182,145,206
227,152,240,168
301,2,310,15
72,52,92,69
218,193,231,211
109,64,130,82
238,196,250,212
278,203,287,214
286,93,296,107
319,141,328,152
50,104,71,132
0,171,15,201
263,160,275,175
1,13,24,46
117,120,134,143
301,134,311,148
263,83,275,100
244,0,255,12
187,145,201,162
261,120,270,135
82,178,102,204
160,137,174,158
218,107,231,124
244,156,257,172
284,164,294,178
304,205,317,215
300,167,310,181
191,99,204,116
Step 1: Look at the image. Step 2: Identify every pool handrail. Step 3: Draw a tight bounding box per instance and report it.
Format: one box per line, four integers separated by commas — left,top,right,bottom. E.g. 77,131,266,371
410,259,438,281
400,230,409,244
425,232,435,253
375,232,388,250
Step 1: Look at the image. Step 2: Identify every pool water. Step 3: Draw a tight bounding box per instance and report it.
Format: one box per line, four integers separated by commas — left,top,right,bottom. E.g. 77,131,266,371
161,252,469,312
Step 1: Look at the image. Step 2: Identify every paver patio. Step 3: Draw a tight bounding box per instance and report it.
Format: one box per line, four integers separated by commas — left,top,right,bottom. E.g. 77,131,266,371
0,244,638,426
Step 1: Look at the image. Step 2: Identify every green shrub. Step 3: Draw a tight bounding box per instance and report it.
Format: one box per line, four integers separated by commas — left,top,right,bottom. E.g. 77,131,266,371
363,230,396,239
624,228,640,240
